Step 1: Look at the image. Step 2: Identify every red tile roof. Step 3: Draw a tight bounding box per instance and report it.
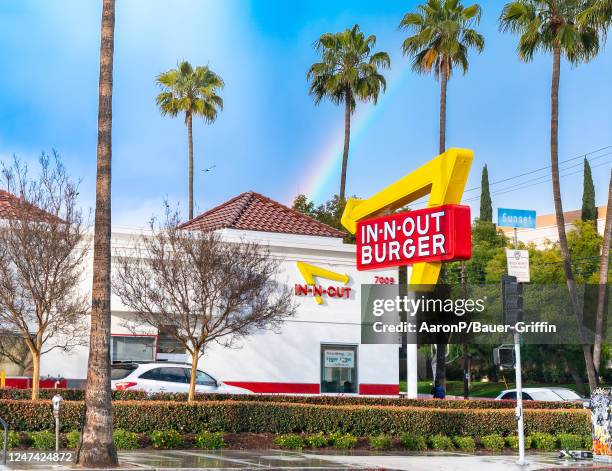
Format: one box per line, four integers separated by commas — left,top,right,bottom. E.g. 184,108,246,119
180,191,346,238
0,189,61,222
0,189,21,219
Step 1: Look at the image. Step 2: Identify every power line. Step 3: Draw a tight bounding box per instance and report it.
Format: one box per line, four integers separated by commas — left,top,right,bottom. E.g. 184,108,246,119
463,145,612,193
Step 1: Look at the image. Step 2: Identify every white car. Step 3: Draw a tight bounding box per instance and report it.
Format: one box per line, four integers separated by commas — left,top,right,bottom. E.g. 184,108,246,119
111,362,253,395
495,387,583,402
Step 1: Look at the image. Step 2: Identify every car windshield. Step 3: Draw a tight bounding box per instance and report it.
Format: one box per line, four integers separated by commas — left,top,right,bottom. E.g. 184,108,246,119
111,365,137,380
551,388,581,400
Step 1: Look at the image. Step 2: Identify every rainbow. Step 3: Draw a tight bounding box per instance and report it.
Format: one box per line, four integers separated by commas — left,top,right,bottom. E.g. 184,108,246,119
289,60,411,205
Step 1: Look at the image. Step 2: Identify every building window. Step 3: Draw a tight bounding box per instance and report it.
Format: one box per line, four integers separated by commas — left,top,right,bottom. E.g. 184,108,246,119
321,344,357,394
156,326,186,355
111,335,156,363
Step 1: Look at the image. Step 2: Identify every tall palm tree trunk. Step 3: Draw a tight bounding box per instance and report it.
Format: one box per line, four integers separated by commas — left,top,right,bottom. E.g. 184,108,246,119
435,66,449,390
439,66,448,154
77,0,119,466
339,90,351,203
549,42,598,392
594,168,612,372
187,111,194,220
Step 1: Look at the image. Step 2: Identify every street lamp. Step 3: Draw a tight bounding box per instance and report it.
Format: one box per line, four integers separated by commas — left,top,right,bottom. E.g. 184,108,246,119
52,394,63,451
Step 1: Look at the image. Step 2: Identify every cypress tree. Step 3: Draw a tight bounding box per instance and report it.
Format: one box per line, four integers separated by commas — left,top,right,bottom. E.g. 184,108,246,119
480,164,492,222
582,158,597,223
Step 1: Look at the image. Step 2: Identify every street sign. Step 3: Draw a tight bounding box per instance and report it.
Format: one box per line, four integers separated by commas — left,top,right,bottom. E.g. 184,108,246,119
506,249,530,282
497,208,536,229
355,204,471,271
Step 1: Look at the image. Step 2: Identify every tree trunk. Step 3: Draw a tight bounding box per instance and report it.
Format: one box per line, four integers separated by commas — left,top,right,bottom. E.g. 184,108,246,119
188,352,199,403
594,168,612,373
339,90,351,203
434,343,446,389
187,112,194,220
549,42,598,392
434,66,449,390
463,346,470,399
77,0,118,466
439,65,448,154
30,351,40,401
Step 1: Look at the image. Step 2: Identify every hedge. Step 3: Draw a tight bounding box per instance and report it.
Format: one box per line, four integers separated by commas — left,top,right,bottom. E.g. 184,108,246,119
0,388,583,410
0,399,590,437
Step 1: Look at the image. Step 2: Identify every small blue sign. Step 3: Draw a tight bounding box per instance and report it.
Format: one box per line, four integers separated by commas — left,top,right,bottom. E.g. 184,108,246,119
497,208,536,229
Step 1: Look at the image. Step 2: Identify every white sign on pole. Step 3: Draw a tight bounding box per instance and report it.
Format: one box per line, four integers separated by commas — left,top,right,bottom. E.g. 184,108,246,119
324,350,354,368
506,249,530,283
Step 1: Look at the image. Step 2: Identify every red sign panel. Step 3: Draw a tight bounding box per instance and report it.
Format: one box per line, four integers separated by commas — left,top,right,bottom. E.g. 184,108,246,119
356,204,471,271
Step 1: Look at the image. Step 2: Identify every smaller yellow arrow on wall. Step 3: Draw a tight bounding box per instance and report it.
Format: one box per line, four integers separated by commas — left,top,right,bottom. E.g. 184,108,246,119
297,261,350,305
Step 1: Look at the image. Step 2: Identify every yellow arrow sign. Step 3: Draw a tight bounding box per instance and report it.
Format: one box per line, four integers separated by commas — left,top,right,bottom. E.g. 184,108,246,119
297,261,350,305
340,148,473,285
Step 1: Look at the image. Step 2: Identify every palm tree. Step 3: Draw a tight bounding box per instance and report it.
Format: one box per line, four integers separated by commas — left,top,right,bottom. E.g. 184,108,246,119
156,61,224,220
399,0,484,390
307,25,390,203
77,0,118,466
500,0,603,391
399,0,484,154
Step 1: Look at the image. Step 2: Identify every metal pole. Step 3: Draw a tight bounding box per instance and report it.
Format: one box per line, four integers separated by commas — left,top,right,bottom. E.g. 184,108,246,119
0,416,7,465
55,415,60,452
513,227,525,465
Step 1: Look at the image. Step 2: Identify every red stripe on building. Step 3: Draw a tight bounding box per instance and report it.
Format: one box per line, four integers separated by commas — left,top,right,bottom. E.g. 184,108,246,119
225,381,399,396
4,378,67,389
359,384,399,395
224,381,320,394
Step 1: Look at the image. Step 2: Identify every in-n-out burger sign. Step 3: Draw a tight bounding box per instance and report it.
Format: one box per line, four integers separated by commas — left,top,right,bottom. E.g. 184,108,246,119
341,148,474,282
356,205,471,270
295,261,351,305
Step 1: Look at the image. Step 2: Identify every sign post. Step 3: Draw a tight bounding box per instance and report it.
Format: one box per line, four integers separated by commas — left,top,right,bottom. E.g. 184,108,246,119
498,207,535,466
341,148,474,399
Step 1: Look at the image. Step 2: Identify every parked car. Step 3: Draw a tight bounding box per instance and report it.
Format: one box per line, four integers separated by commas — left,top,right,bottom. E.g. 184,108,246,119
495,387,583,402
111,362,253,395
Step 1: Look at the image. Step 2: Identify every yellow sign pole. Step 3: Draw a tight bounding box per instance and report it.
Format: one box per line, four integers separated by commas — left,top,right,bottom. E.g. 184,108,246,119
0,371,5,388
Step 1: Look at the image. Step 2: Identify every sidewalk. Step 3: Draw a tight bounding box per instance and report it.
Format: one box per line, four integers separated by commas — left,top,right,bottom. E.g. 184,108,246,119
1,450,610,470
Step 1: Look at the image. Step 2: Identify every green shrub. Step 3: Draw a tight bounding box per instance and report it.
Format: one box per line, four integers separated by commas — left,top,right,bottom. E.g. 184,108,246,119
275,434,303,450
7,431,21,449
369,434,393,450
429,435,454,451
583,435,593,450
332,433,358,449
453,436,475,452
531,432,557,451
399,433,427,451
480,434,505,452
194,431,225,449
30,430,55,450
0,389,587,411
557,433,582,450
304,432,328,448
505,435,532,449
151,429,183,449
66,430,80,449
0,399,590,436
113,429,139,450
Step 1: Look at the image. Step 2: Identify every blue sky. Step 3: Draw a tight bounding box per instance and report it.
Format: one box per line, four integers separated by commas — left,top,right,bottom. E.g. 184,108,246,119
0,0,610,226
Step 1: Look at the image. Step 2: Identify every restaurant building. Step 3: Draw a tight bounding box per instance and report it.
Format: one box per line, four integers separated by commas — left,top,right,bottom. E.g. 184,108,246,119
2,191,400,395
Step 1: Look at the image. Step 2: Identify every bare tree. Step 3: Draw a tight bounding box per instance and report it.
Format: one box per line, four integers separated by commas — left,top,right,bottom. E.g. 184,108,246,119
114,205,295,402
0,153,88,400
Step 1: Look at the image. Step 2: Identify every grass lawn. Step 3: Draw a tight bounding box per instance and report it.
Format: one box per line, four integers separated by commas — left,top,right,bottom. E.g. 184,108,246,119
400,380,591,398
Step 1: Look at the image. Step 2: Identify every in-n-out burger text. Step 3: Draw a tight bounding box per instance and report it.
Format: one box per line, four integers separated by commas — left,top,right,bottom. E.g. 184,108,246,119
356,204,471,271
294,284,352,299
